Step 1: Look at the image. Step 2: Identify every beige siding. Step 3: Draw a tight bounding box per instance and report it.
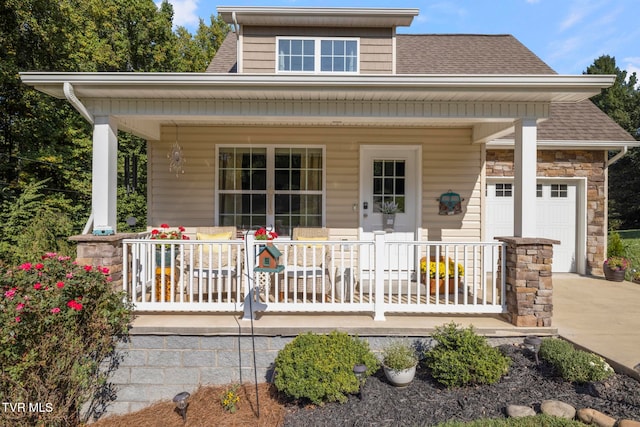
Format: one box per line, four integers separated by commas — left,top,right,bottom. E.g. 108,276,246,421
148,126,482,243
241,26,393,74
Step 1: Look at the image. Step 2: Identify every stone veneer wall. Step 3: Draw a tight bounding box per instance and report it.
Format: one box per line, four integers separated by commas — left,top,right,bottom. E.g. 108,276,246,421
486,149,607,276
497,237,557,327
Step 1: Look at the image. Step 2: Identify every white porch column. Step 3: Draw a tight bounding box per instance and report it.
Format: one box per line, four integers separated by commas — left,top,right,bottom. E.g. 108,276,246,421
513,118,537,237
92,116,118,234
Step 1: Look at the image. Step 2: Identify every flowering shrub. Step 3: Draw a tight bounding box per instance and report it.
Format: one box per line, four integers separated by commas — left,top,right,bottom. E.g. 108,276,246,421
420,258,464,279
0,253,133,425
150,223,189,240
221,384,240,413
254,227,278,241
604,256,629,271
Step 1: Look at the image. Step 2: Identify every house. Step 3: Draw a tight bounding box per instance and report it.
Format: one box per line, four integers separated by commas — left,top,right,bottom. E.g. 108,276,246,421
19,6,639,415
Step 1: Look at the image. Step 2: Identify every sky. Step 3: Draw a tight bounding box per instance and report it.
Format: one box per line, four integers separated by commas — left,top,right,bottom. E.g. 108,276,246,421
161,0,639,78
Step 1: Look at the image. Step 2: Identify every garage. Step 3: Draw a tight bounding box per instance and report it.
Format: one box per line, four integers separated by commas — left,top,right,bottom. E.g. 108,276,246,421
486,181,578,272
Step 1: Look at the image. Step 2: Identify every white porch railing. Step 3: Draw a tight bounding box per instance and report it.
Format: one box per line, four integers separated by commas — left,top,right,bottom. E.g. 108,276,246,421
122,231,506,319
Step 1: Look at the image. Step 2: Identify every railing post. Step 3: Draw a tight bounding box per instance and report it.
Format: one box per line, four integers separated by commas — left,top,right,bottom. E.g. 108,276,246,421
373,231,386,321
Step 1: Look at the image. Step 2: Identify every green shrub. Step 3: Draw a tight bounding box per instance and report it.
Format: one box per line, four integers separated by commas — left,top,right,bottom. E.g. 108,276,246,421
607,231,627,258
424,322,511,388
0,253,133,426
539,338,614,383
273,331,379,405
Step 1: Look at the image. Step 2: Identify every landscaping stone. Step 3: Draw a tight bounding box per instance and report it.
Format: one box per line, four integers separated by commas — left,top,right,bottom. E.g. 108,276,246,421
506,404,536,418
618,420,640,427
576,408,616,427
540,399,576,419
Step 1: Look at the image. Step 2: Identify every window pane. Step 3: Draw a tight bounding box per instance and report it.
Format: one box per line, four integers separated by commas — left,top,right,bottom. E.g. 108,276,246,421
333,57,344,72
291,39,302,54
373,161,382,176
304,40,314,52
279,40,290,55
275,170,290,190
291,56,302,71
252,170,266,190
307,170,322,190
303,56,314,71
321,40,332,55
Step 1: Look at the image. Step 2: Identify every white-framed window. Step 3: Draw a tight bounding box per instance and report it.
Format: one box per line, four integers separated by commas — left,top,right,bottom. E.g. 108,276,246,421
217,146,325,236
277,37,359,73
551,184,568,198
495,183,513,197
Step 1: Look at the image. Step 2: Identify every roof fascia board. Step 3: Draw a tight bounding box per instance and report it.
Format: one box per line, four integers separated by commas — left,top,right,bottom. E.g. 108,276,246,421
20,72,617,100
488,139,640,150
216,6,419,27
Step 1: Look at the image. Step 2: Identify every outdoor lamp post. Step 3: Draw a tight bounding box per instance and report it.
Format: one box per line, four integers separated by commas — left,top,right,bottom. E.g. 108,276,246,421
523,336,542,365
353,364,367,400
173,391,190,423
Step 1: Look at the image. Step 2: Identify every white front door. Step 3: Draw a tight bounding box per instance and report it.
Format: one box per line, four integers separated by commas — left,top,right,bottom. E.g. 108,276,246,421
359,146,420,271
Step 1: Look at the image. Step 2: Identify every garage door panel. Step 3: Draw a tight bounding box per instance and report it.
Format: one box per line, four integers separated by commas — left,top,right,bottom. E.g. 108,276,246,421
486,182,576,272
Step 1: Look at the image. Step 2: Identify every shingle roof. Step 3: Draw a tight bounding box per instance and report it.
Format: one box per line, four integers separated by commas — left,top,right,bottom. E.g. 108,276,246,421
536,101,635,142
396,34,556,74
206,35,237,73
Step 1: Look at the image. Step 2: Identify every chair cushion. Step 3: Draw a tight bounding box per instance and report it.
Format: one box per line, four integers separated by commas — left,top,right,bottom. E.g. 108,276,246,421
196,231,233,240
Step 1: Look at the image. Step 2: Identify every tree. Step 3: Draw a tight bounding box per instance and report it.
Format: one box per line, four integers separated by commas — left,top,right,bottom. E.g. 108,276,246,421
585,55,640,229
0,0,229,263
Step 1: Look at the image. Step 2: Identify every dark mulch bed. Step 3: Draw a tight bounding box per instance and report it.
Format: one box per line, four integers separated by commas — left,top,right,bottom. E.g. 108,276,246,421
282,344,640,426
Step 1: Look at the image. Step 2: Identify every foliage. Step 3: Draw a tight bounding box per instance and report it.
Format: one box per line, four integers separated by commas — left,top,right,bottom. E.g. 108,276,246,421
273,331,379,405
254,227,278,241
607,231,627,257
539,338,614,384
585,55,640,230
150,223,189,240
0,0,230,254
603,256,629,271
435,414,585,426
379,200,399,214
0,253,134,425
381,340,418,370
420,258,465,279
0,180,76,265
424,322,511,388
220,384,240,413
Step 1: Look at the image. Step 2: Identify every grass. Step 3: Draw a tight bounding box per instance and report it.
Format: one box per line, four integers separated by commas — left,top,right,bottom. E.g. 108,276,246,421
610,231,640,281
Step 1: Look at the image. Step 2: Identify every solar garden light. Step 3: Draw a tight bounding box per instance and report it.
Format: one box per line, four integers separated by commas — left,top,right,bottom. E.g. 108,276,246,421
173,391,190,423
353,364,367,400
523,336,542,365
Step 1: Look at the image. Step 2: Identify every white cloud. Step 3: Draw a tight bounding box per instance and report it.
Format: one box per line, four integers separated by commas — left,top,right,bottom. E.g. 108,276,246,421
159,0,200,29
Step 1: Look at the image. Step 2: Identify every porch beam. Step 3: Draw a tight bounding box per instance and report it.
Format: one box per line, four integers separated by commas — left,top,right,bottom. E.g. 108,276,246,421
513,118,537,237
92,116,118,234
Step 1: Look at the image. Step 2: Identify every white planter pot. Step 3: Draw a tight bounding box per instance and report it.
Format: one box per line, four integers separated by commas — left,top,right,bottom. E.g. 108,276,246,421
383,364,416,387
382,213,396,232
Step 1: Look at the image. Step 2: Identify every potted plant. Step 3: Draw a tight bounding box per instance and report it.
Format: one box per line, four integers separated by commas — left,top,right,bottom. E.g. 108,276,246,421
633,270,640,284
381,341,418,387
379,200,399,232
419,257,464,294
603,256,629,282
150,224,189,264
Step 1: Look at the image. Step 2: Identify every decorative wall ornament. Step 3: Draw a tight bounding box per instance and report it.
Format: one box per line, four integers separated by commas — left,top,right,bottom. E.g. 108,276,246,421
167,125,185,177
438,190,463,215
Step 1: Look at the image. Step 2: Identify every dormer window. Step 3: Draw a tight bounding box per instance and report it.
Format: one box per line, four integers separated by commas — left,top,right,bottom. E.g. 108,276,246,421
277,38,359,73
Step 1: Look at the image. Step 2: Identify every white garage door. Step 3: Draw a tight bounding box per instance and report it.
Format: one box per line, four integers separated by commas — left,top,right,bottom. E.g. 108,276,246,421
486,182,577,272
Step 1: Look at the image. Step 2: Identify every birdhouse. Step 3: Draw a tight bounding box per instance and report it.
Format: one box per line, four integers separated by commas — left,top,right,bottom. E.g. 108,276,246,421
255,245,284,273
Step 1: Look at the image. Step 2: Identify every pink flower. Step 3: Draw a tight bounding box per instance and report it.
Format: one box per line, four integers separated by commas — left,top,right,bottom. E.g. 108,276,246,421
151,229,159,236
19,263,32,271
15,316,20,323
35,263,44,270
33,283,42,290
160,223,169,228
101,267,110,274
56,281,64,289
4,288,17,300
84,265,92,272
16,303,25,311
43,252,57,259
67,300,83,311
178,226,185,232
66,273,73,279
50,307,60,314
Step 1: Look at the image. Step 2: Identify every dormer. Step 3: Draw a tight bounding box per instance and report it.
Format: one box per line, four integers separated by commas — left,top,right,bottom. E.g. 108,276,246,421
215,7,418,74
